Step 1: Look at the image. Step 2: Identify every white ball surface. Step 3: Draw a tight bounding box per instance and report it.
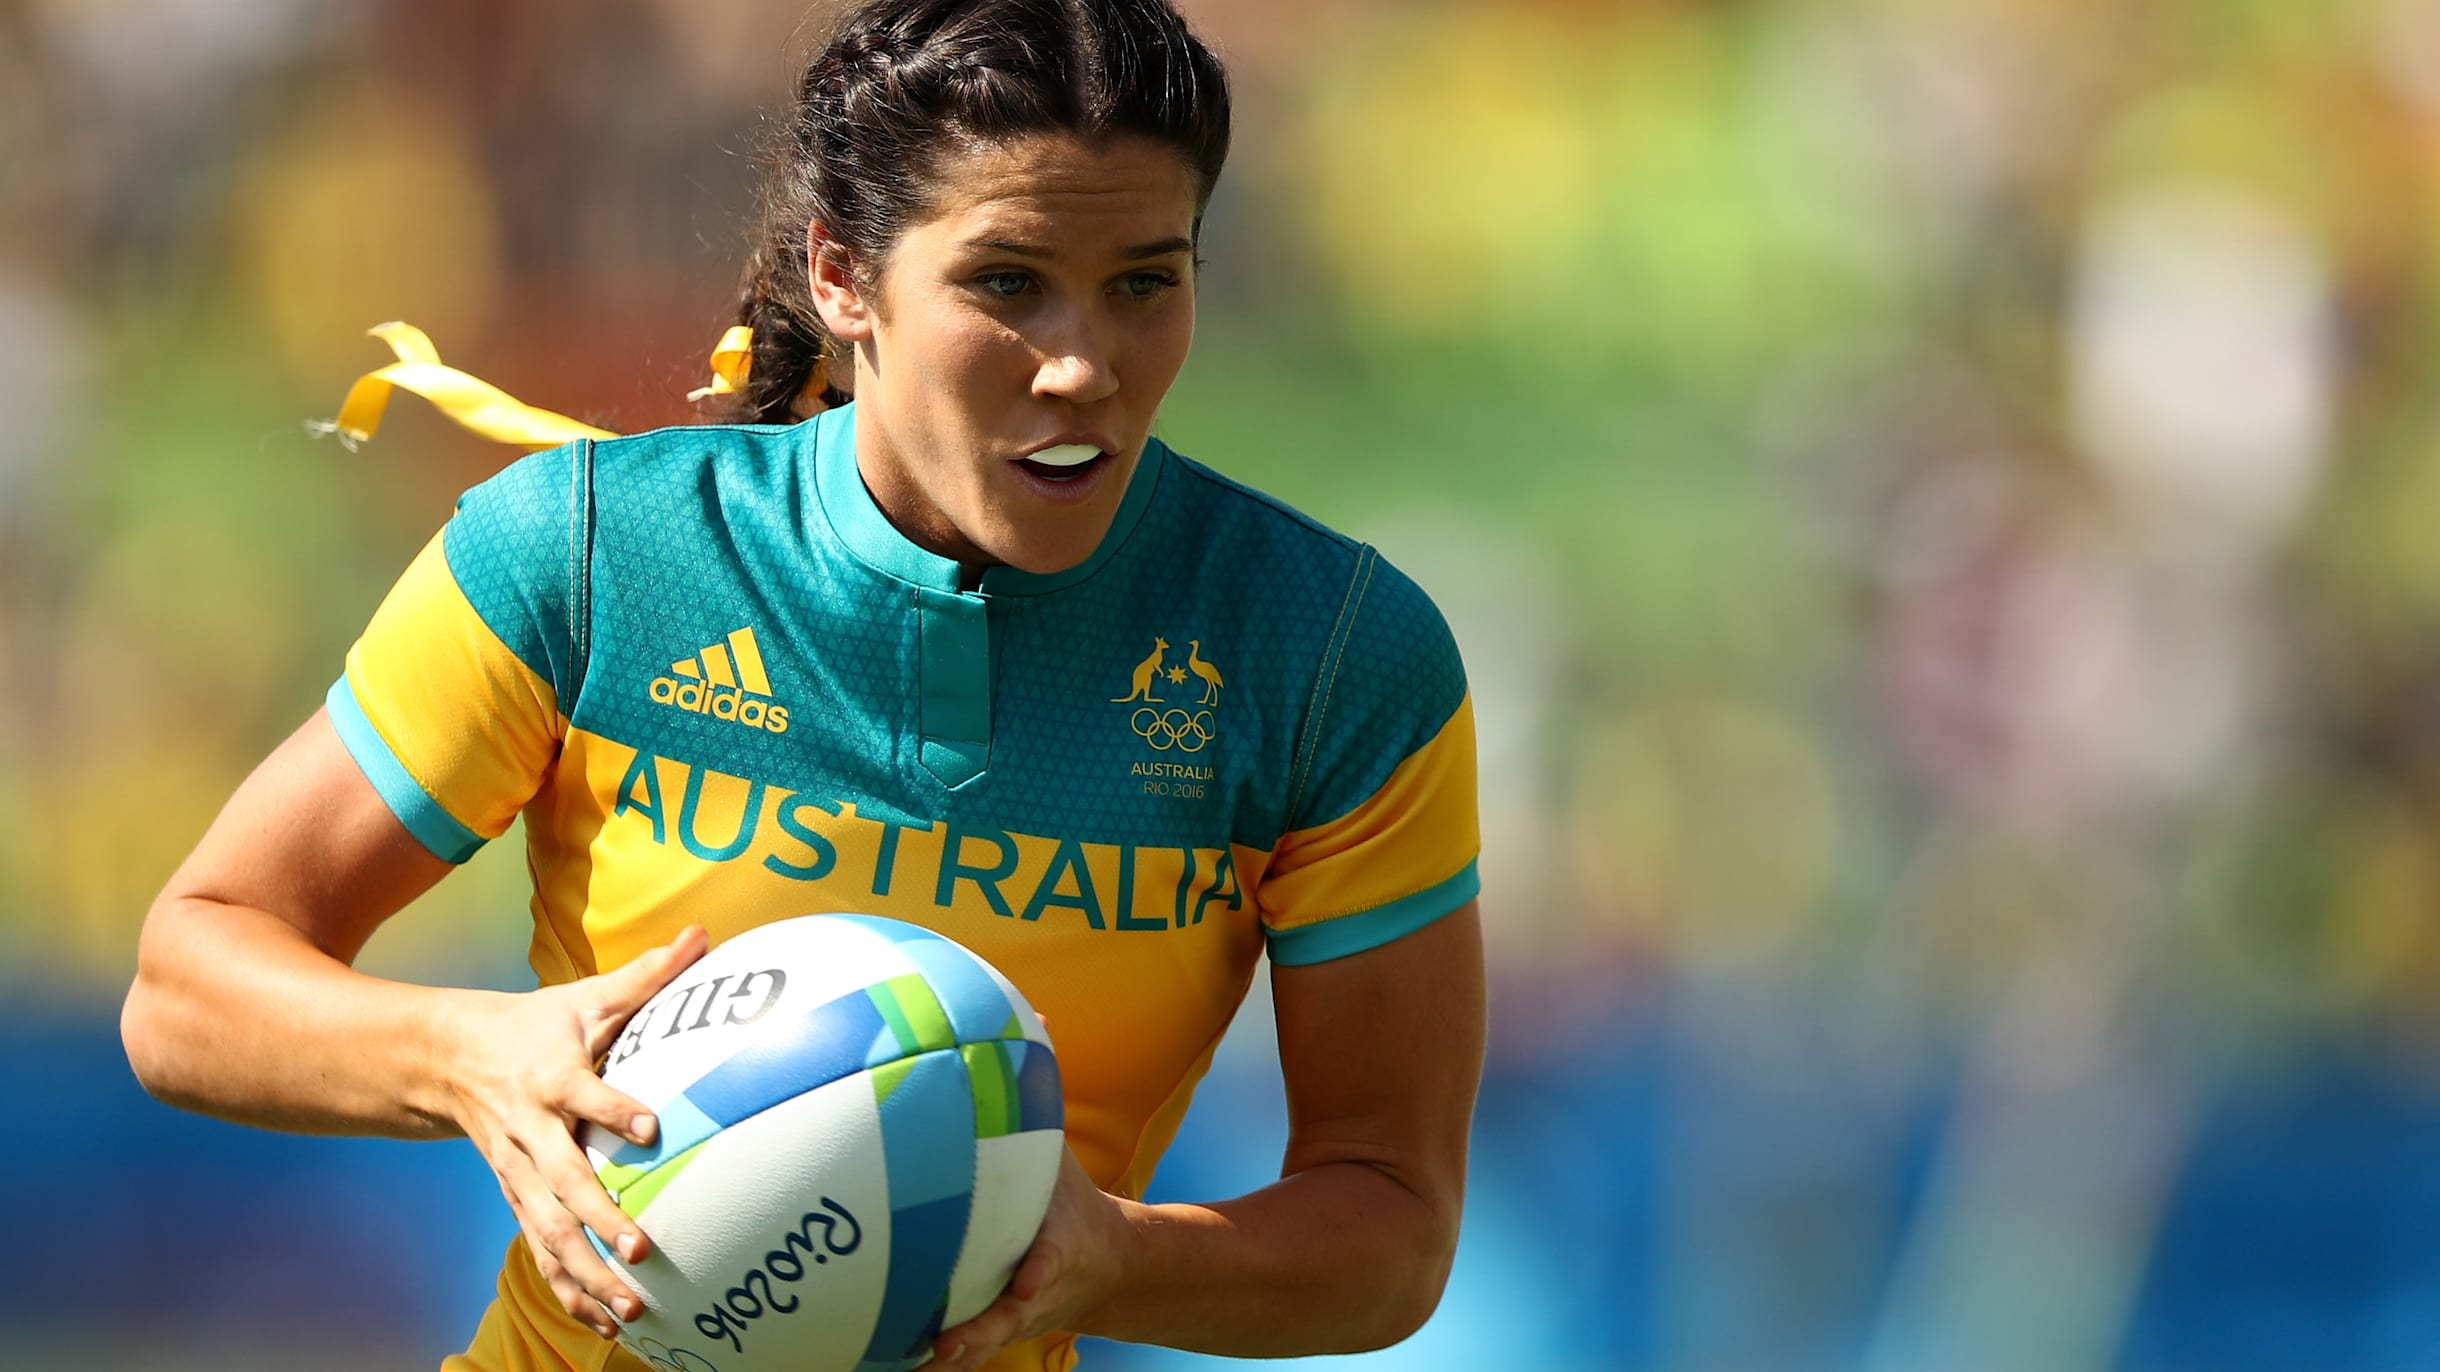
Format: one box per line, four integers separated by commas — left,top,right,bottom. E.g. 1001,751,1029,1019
577,915,1063,1372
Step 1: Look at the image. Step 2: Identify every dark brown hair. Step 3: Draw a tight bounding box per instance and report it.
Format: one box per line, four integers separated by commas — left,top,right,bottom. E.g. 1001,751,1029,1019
720,0,1231,423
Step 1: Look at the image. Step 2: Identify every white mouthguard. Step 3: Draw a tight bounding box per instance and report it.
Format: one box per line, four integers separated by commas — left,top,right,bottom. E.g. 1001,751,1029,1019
1029,443,1101,468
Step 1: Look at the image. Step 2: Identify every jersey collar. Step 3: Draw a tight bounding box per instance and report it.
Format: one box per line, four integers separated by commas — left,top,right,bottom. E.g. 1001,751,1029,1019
807,401,1166,596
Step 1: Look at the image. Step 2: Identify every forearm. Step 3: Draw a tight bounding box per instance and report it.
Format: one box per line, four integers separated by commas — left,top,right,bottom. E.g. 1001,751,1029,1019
1066,908,1483,1358
121,895,480,1139
1089,1159,1459,1356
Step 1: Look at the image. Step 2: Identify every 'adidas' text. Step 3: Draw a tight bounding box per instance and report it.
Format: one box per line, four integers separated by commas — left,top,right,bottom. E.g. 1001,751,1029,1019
649,627,791,734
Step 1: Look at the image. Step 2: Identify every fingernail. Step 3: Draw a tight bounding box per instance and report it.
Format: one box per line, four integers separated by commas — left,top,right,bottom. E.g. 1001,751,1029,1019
617,1232,643,1262
630,1114,657,1145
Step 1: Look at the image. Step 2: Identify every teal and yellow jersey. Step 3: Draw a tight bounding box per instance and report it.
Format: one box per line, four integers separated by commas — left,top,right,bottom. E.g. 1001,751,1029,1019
331,401,1479,1372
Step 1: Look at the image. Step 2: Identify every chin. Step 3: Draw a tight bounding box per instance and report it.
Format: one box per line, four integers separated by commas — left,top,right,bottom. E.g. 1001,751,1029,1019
993,541,1099,576
975,502,1122,577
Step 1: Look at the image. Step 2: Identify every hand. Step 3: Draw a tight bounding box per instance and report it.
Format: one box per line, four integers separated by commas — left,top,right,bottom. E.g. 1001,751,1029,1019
443,926,709,1338
930,1148,1136,1371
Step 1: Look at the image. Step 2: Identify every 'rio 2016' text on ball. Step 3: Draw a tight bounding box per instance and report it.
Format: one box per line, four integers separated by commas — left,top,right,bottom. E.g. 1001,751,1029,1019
686,1199,866,1358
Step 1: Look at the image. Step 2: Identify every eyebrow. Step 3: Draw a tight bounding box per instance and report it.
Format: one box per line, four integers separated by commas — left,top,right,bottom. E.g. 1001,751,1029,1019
965,237,1194,260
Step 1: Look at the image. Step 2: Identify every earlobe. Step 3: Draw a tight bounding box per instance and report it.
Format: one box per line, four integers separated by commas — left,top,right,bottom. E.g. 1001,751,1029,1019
805,221,874,343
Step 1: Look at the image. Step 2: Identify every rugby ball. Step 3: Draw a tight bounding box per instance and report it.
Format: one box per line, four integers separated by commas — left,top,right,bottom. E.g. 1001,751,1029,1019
579,914,1063,1372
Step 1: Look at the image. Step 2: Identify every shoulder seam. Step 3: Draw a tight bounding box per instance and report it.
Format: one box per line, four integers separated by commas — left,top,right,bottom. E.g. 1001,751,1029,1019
1286,545,1377,831
565,438,594,725
589,419,803,449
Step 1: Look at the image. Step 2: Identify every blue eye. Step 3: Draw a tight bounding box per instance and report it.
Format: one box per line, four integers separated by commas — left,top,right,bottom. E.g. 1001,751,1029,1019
1118,271,1180,301
978,271,1034,298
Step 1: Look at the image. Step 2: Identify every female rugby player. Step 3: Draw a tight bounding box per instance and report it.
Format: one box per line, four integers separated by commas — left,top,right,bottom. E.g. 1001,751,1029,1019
120,1,1485,1369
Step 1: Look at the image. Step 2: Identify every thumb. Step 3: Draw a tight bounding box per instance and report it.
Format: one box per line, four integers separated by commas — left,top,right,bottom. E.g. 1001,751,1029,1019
585,926,709,1041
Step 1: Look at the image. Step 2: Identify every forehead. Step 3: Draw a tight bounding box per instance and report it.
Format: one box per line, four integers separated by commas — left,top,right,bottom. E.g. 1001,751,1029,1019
914,133,1199,242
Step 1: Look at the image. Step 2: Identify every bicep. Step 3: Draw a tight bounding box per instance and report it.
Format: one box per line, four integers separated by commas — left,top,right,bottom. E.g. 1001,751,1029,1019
1270,899,1485,1216
154,707,454,965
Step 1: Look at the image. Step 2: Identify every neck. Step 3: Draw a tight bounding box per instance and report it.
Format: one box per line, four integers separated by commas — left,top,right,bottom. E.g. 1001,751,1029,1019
849,407,998,586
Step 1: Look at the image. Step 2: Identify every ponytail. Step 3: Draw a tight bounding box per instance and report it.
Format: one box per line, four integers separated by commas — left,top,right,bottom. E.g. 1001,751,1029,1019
716,203,848,424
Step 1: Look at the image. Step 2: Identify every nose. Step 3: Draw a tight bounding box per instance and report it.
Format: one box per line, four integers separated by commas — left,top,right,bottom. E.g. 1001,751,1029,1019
1032,310,1120,406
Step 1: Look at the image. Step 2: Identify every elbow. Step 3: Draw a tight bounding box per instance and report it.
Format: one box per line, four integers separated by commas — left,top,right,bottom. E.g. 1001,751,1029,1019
1341,1260,1453,1353
1341,1191,1461,1352
1377,1232,1459,1349
122,975,214,1117
120,909,199,1110
120,962,176,1105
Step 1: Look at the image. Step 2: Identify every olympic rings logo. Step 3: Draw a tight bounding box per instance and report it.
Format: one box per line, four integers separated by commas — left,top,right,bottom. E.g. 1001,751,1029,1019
1132,708,1217,752
633,1340,721,1372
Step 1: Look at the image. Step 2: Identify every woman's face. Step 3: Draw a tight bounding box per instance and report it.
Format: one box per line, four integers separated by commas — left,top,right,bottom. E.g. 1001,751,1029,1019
813,132,1201,577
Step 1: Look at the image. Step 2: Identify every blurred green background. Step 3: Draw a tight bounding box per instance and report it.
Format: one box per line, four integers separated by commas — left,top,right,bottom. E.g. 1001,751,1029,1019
8,0,2440,1368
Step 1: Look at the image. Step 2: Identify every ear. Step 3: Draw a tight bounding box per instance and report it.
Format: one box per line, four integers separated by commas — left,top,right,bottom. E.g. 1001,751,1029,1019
806,220,875,343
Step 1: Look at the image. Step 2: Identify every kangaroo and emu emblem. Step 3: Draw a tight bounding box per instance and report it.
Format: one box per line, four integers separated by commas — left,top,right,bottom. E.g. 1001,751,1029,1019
1116,635,1223,755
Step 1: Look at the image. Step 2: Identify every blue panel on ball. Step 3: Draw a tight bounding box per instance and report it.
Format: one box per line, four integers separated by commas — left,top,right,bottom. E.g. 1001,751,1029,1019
899,938,1023,1045
862,1193,972,1364
875,1050,978,1209
1011,1039,1064,1135
866,1050,978,1367
679,989,888,1131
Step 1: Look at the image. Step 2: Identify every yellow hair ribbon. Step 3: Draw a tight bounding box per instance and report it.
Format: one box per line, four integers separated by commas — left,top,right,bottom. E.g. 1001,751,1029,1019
685,325,756,401
315,323,805,452
309,321,616,452
683,327,838,411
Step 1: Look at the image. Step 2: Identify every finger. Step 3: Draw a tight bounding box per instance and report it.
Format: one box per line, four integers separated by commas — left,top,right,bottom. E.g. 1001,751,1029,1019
604,926,710,1008
497,1143,627,1337
536,1119,655,1268
934,1292,1026,1372
536,1148,653,1309
534,1208,631,1335
510,1173,623,1338
536,1244,621,1340
935,1326,1007,1372
1007,1238,1060,1304
932,1314,982,1368
509,1137,646,1326
581,927,710,1056
934,1331,990,1372
555,1063,663,1152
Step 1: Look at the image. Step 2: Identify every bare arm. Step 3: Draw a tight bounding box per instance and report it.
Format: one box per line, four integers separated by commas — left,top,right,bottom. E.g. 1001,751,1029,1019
121,708,705,1337
124,707,464,1134
933,898,1487,1366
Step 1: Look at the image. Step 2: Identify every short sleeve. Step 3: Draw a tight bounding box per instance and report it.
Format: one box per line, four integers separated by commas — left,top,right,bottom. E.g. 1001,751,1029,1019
326,441,590,863
1259,550,1481,966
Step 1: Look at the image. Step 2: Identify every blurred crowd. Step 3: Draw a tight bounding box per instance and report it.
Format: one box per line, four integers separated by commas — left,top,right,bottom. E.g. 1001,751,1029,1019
7,0,2440,1368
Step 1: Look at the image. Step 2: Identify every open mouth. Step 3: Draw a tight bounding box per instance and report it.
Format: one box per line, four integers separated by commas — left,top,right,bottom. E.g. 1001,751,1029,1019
1016,443,1109,483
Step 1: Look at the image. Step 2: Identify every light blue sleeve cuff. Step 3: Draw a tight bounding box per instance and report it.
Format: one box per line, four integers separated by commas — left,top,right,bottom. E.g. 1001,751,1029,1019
325,675,486,865
1265,859,1480,967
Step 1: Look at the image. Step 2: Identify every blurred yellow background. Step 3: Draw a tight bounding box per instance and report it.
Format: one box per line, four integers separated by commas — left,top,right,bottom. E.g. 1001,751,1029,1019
7,1,2440,1368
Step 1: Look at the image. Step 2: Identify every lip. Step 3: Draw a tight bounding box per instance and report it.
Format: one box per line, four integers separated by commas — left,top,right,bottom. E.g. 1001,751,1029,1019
1006,448,1120,507
1020,432,1124,462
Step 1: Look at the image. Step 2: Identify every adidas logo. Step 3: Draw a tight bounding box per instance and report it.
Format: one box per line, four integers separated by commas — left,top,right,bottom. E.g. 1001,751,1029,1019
648,627,790,733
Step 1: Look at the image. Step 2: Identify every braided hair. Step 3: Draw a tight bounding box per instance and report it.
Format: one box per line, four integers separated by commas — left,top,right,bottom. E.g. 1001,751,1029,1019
716,0,1231,423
